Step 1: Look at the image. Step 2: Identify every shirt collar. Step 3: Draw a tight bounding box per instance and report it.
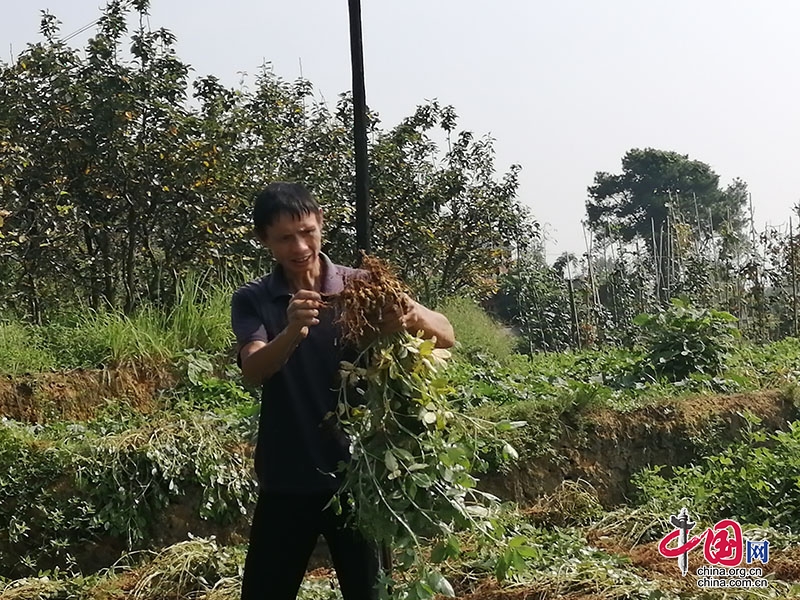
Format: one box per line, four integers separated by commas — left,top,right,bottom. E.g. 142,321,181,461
266,252,346,298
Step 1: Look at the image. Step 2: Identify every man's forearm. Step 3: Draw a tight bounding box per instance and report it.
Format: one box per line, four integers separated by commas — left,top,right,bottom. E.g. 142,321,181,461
409,304,455,349
242,327,305,385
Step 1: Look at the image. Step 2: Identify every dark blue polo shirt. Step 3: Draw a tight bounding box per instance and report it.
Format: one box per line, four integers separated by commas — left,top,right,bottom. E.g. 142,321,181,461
231,253,361,493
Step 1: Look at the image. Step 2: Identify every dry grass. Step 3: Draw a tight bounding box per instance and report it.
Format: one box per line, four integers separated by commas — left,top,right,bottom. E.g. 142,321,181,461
128,538,242,600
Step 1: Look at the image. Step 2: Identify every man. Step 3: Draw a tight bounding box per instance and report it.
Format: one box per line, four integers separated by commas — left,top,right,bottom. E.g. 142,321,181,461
231,182,455,600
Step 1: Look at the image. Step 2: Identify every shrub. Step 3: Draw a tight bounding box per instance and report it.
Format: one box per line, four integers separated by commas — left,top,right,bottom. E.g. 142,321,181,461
634,298,739,382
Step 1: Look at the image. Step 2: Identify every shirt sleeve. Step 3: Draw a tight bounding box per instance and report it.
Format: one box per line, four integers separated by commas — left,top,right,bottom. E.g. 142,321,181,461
231,288,269,367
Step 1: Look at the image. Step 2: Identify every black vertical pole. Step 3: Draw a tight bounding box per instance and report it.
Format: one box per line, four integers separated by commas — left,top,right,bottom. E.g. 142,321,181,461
347,0,389,582
348,0,371,257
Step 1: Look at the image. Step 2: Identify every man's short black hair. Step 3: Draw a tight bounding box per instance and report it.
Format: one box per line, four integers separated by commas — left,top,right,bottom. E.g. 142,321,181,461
253,182,321,237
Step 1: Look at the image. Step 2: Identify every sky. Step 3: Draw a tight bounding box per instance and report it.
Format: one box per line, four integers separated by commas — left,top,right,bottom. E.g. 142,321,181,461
3,1,800,260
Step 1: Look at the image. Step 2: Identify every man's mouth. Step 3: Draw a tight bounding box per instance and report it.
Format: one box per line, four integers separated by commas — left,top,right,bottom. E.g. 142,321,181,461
292,255,312,266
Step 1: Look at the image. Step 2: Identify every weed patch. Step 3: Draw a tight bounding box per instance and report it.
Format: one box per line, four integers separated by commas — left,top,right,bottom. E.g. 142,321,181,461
439,297,517,364
0,276,235,375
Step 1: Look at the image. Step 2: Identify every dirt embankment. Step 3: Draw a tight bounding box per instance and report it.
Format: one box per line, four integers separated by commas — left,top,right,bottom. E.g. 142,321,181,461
0,364,174,422
2,364,796,511
485,389,798,507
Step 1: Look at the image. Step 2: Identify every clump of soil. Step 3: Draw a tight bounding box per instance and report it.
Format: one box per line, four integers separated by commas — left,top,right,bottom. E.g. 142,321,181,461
763,546,800,581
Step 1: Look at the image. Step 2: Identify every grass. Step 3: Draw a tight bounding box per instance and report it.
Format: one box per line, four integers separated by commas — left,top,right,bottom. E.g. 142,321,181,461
0,273,237,374
438,296,517,364
0,321,55,373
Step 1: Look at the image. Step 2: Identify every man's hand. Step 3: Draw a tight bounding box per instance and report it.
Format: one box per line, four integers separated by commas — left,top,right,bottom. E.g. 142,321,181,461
379,293,455,348
379,293,420,335
287,290,323,339
239,290,324,385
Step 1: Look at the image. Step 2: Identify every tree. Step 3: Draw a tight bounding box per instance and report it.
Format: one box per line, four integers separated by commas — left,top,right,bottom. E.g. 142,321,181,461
368,102,535,304
0,2,247,318
494,247,574,352
586,148,748,302
0,2,535,320
586,148,746,245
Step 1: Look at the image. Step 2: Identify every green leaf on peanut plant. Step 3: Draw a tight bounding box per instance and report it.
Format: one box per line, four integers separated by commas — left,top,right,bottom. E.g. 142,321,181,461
384,449,399,473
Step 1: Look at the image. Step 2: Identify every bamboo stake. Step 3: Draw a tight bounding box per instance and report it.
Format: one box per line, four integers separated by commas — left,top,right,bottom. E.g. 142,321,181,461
651,218,660,303
693,192,703,250
659,220,667,302
566,259,581,350
582,223,600,337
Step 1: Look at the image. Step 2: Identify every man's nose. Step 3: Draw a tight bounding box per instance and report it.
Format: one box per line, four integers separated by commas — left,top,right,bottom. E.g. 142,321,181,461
290,235,308,251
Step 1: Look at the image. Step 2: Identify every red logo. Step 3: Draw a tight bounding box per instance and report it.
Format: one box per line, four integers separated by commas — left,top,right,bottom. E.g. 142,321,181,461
659,518,744,567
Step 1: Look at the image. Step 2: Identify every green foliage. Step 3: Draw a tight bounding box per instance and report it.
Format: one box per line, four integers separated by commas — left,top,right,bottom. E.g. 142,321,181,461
495,251,575,352
3,326,800,594
368,103,536,304
0,1,235,319
0,275,235,373
175,350,259,416
37,316,112,368
633,414,800,532
437,296,516,363
586,148,747,251
335,332,524,598
0,411,256,577
0,321,55,373
449,509,665,599
634,298,740,382
0,516,670,600
0,3,532,320
729,337,800,388
450,346,644,413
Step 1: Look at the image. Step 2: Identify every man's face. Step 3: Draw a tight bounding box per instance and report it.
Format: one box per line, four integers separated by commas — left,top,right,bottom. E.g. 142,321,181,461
261,210,323,276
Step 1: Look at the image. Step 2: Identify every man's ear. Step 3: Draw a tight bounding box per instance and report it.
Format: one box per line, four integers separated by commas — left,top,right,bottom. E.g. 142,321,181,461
317,208,324,228
254,226,270,250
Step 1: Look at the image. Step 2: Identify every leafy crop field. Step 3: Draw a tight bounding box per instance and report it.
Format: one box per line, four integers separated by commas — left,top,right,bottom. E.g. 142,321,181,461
3,292,800,599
